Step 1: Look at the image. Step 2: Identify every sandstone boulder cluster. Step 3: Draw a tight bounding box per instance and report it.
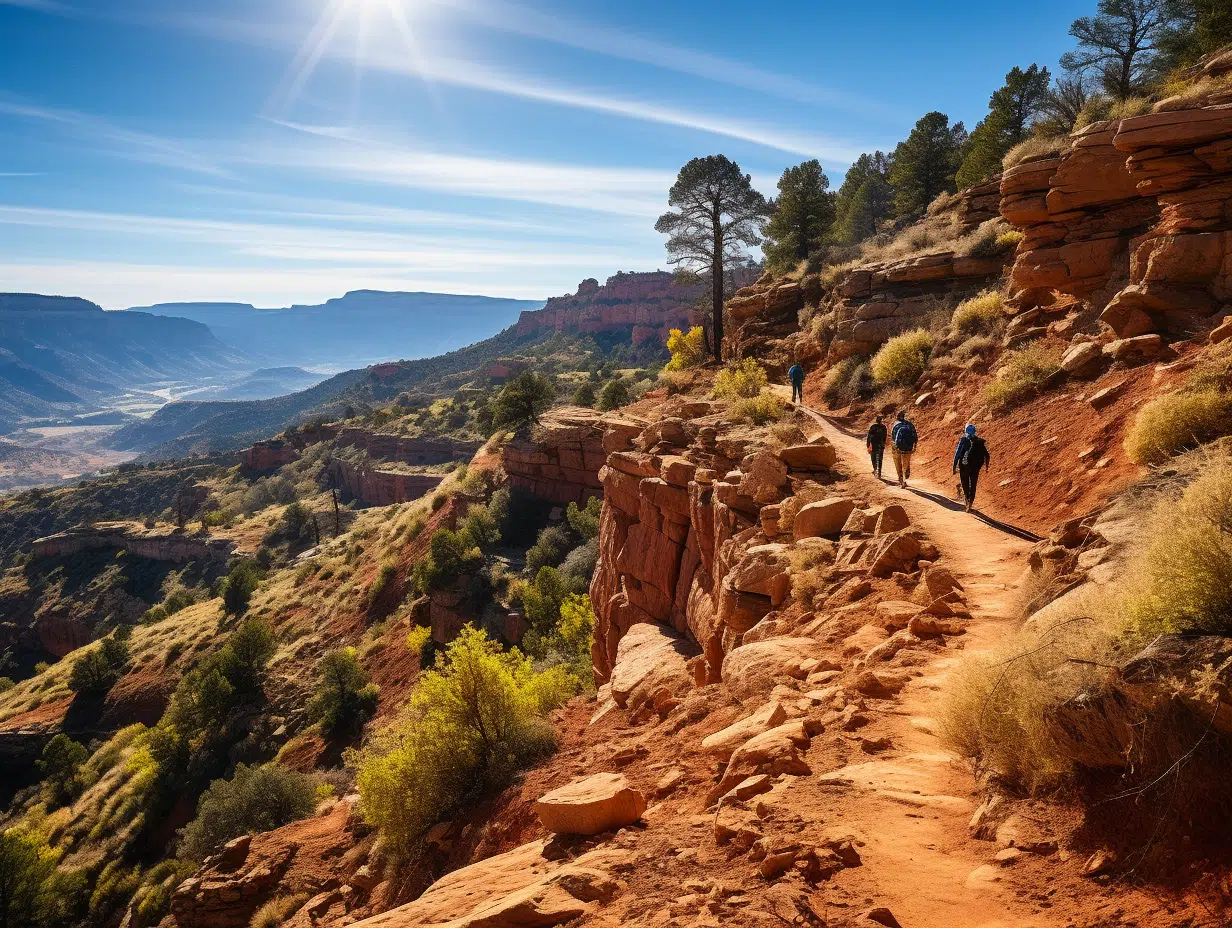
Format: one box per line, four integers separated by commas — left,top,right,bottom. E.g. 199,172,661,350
1001,96,1232,343
501,406,608,506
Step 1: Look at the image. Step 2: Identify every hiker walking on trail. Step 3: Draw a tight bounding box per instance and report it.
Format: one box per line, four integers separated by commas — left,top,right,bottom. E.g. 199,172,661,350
866,414,887,479
890,411,918,488
788,362,805,404
953,424,990,513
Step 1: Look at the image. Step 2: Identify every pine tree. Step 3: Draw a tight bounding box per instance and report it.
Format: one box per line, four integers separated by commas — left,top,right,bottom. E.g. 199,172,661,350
1061,0,1168,100
889,113,968,219
833,152,894,244
956,65,1052,189
762,160,836,273
655,156,770,361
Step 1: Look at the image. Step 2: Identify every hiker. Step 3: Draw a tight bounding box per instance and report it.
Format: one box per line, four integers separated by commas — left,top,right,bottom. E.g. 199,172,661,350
866,414,887,479
890,411,918,488
953,424,991,513
787,361,805,404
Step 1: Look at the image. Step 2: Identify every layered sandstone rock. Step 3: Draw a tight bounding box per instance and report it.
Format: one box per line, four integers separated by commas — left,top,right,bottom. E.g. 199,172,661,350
502,406,608,505
29,523,234,563
240,438,298,471
1000,98,1232,340
328,460,444,508
515,271,706,346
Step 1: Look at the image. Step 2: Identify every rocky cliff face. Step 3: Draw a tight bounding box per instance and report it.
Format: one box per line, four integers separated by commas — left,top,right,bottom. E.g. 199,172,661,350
587,401,932,685
328,460,444,508
515,272,706,347
1002,68,1232,341
501,407,609,506
29,523,235,564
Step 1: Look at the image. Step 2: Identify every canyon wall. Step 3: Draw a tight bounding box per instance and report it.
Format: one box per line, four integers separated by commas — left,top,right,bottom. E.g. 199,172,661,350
29,523,235,563
501,407,610,506
588,401,931,684
328,460,444,507
1002,65,1232,341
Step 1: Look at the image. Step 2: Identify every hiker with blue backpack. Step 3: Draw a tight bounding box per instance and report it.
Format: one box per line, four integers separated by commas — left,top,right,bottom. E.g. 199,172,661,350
953,424,991,513
890,411,918,488
788,362,805,404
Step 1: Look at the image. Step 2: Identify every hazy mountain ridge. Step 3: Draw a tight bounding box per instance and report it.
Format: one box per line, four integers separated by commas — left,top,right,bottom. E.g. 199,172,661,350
131,289,546,368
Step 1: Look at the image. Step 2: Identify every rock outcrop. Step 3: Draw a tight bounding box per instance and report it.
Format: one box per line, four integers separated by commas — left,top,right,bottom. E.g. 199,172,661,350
502,407,609,505
328,460,444,508
240,438,298,471
515,271,705,347
1001,89,1232,341
534,772,647,836
29,523,234,563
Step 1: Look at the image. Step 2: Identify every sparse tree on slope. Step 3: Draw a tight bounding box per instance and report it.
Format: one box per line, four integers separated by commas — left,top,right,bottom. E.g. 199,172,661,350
1061,0,1167,100
1156,0,1232,70
491,370,555,436
956,64,1052,188
655,156,770,361
889,112,967,219
833,152,894,244
763,160,836,272
1037,74,1092,135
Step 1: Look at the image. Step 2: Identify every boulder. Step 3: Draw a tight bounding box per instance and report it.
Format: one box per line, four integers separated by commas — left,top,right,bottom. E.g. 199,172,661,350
1088,380,1129,409
779,442,837,471
1104,334,1163,364
701,700,789,761
739,451,789,504
870,504,910,535
794,497,858,540
721,637,829,697
1060,341,1103,377
535,773,647,836
608,623,696,717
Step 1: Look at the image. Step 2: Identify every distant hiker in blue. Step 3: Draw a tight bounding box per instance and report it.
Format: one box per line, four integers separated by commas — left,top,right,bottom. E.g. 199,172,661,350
953,424,991,513
890,411,918,488
787,362,805,404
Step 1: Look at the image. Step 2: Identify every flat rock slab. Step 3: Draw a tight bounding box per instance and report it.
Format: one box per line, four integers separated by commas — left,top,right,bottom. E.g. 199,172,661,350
535,772,647,836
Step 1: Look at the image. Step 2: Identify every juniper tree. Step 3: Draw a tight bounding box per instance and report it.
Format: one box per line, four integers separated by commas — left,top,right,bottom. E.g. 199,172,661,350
1061,0,1167,100
655,156,770,361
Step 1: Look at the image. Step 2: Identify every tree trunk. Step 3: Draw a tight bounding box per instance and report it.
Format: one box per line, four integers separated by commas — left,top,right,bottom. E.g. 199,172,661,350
711,209,724,362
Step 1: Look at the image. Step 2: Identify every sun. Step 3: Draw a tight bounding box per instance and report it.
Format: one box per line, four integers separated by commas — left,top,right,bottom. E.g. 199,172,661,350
266,0,429,117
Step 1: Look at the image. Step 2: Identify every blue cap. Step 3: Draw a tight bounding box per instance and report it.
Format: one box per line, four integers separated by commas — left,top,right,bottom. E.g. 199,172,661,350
965,424,977,437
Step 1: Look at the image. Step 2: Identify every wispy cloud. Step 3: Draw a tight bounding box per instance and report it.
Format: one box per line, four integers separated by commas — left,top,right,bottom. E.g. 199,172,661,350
0,171,45,177
250,125,675,216
436,0,898,118
0,0,70,10
0,99,230,177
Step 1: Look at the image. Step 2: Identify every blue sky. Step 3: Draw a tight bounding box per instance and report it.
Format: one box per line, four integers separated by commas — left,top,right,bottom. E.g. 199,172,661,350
0,0,1089,308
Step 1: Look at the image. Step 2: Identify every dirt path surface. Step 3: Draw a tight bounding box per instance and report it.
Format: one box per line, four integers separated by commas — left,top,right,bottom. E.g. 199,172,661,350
791,400,1063,926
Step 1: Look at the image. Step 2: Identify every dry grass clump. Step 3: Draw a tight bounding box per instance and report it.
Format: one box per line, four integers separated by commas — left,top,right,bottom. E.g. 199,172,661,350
956,219,1022,260
943,591,1122,793
951,290,1008,338
1154,71,1232,111
788,540,836,606
714,358,785,424
983,342,1063,410
250,893,309,928
1122,459,1232,637
1108,96,1153,120
1003,135,1067,170
818,259,861,289
871,330,934,388
1125,391,1232,464
730,394,786,425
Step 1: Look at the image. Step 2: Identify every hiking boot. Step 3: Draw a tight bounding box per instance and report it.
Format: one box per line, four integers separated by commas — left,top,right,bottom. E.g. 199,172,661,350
965,500,974,513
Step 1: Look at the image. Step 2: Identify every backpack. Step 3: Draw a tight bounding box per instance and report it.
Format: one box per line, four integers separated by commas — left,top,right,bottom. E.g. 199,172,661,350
962,436,988,469
894,421,917,453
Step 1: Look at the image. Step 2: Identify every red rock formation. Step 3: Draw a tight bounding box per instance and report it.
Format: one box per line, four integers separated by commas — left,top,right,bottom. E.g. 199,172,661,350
240,439,298,471
501,407,608,505
333,430,482,467
1001,88,1232,339
514,271,707,346
328,460,444,507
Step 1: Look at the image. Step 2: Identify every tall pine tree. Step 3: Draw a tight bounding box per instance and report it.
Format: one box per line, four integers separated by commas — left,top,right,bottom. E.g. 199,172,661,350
763,160,836,273
832,152,894,244
956,65,1052,189
889,113,967,220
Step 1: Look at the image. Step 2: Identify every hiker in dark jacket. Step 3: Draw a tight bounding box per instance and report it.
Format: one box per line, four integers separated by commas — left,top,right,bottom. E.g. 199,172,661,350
890,411,918,488
788,362,805,404
866,415,887,479
953,424,990,512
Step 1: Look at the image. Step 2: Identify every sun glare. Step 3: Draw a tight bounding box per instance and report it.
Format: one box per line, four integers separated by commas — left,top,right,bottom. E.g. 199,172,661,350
266,0,431,117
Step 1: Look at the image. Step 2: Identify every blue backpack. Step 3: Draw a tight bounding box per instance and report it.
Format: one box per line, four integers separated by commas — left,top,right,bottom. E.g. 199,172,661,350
894,421,918,453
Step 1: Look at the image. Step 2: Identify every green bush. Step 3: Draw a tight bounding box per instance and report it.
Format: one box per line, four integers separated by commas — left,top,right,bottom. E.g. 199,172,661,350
730,393,786,425
490,371,556,434
565,497,602,541
312,647,379,739
0,829,61,927
68,634,130,697
525,524,573,574
571,383,596,407
870,330,934,387
458,504,501,549
1125,391,1232,464
221,561,261,617
217,619,276,697
414,529,482,593
178,763,316,862
597,379,631,412
38,734,90,806
368,561,397,604
982,342,1062,409
354,626,570,852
